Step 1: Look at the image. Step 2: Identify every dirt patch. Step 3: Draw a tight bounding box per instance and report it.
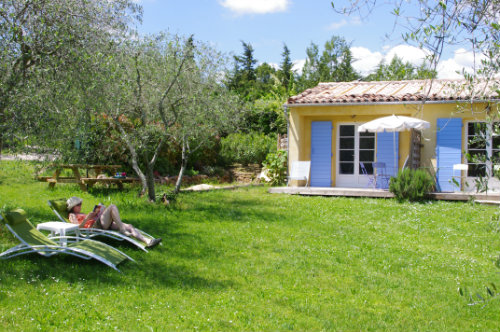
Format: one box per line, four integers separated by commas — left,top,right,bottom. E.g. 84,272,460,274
155,164,263,186
1,153,57,161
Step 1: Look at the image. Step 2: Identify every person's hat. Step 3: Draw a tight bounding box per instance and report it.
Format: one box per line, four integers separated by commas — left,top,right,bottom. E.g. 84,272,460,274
66,197,83,212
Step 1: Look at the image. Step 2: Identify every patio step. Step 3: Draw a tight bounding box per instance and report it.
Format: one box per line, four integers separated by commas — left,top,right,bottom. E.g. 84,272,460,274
269,187,500,202
268,187,394,198
474,200,500,206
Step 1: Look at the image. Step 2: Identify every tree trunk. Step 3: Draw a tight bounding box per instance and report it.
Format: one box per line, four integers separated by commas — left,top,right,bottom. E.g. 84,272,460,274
130,156,148,197
174,140,189,194
0,131,3,162
146,163,156,202
0,100,6,161
144,138,165,202
112,119,148,196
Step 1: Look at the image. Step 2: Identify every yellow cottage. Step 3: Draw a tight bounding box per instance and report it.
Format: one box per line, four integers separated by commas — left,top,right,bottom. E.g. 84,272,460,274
285,79,500,192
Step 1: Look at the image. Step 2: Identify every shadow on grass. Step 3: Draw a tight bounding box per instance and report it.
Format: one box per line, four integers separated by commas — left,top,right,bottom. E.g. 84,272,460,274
0,187,281,290
0,255,234,291
183,193,288,224
131,259,235,290
87,186,141,196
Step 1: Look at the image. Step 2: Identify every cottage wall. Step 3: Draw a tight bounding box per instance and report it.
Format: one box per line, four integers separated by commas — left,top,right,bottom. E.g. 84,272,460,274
288,102,493,187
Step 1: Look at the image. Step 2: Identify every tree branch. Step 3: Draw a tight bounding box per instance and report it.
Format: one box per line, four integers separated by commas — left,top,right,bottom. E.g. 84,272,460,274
149,137,165,167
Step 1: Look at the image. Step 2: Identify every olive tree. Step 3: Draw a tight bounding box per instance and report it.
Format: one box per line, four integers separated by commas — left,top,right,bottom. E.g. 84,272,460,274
116,34,192,201
88,34,241,201
74,34,184,201
0,0,141,157
169,40,242,194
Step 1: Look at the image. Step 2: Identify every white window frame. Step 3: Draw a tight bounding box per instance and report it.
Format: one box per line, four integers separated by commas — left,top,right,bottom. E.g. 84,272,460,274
466,121,500,178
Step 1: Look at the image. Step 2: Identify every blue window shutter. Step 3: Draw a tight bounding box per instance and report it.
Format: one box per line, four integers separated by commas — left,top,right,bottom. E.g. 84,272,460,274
310,121,332,187
436,118,462,192
376,132,399,188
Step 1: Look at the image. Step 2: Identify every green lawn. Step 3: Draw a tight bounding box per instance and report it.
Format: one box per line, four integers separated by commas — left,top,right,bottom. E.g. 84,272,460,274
0,160,499,331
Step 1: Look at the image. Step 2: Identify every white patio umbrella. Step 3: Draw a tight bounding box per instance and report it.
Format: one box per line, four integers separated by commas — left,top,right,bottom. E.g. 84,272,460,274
357,115,430,173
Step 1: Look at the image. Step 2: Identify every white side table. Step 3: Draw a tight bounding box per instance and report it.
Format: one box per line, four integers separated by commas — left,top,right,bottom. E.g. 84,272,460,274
36,222,80,246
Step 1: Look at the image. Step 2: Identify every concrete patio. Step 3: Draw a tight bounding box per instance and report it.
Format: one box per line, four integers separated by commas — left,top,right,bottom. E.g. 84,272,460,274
268,186,500,202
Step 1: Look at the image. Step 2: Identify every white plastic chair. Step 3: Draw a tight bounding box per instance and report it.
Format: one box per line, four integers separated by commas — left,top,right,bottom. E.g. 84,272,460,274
452,163,468,191
287,161,311,187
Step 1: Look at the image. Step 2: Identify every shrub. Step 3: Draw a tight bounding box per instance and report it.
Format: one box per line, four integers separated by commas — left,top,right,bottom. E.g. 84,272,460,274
389,168,435,202
262,150,288,186
220,132,276,166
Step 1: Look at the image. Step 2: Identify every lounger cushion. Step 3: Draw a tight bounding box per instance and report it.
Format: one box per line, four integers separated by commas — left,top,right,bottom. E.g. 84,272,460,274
50,199,69,215
3,209,28,226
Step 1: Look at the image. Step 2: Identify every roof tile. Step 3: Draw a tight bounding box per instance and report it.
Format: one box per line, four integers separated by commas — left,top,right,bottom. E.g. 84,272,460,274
287,79,500,105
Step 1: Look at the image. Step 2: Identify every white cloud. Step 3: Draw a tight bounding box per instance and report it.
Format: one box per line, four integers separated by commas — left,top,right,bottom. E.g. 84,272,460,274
351,44,489,79
326,17,361,31
293,44,486,80
382,45,392,52
268,62,280,70
437,59,467,79
220,0,290,15
351,44,430,76
351,46,383,76
436,48,486,79
292,59,306,74
326,19,348,30
383,44,429,66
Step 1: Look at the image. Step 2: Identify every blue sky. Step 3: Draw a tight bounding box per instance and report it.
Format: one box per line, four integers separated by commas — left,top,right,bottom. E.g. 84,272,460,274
136,0,474,79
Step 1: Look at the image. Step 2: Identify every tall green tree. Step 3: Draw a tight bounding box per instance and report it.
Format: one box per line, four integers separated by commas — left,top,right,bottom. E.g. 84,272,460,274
168,39,243,194
227,42,295,136
229,41,258,99
279,44,294,92
298,36,359,91
318,35,359,82
298,42,321,91
255,62,277,88
240,41,257,81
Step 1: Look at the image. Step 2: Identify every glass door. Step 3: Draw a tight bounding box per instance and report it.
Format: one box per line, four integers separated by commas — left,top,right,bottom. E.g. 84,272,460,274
336,124,375,187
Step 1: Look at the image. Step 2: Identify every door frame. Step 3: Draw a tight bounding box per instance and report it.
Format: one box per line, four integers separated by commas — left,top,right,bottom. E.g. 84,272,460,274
335,122,375,188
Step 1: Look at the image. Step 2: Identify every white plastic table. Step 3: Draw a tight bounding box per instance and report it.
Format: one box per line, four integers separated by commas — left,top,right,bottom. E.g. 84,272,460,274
36,222,80,246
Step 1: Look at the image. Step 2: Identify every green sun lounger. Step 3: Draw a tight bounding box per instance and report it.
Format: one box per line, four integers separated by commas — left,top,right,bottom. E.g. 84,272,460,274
48,199,155,252
0,209,134,272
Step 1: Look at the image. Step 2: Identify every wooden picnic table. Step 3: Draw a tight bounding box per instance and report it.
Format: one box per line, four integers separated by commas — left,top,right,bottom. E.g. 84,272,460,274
37,164,139,191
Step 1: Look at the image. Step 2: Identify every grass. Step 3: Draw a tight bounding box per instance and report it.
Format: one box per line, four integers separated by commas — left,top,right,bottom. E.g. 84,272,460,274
0,160,499,331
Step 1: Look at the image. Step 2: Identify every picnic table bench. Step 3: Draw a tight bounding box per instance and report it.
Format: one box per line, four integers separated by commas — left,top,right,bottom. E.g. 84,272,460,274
37,164,139,191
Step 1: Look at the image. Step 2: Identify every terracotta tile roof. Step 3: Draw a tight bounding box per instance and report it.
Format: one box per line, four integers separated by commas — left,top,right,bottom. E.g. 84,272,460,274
287,79,500,105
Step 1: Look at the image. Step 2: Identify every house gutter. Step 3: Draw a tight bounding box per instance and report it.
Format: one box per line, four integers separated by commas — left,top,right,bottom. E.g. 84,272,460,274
284,99,500,108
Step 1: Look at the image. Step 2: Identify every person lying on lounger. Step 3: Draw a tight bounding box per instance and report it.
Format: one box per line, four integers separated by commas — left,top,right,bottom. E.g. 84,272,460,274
66,197,161,248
